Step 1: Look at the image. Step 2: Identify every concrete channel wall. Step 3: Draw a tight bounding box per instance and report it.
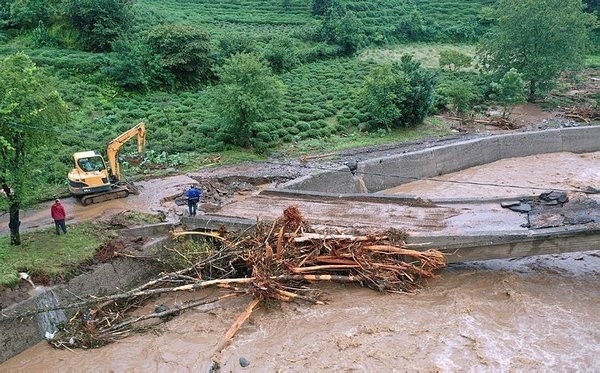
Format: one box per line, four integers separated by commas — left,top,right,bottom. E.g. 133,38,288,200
280,126,600,193
0,225,174,363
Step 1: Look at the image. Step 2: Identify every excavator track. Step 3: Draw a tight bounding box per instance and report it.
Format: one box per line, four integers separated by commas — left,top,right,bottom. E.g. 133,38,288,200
79,182,140,206
80,188,129,205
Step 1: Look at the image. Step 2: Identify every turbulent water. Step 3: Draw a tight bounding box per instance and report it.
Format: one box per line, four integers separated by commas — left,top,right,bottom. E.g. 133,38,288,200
2,252,598,372
1,151,599,372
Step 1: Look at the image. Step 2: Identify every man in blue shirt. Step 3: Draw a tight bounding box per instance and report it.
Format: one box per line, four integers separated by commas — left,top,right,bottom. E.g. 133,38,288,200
185,185,202,216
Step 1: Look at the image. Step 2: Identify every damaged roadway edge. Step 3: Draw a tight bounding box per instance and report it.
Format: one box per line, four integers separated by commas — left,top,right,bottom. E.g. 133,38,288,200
181,215,600,264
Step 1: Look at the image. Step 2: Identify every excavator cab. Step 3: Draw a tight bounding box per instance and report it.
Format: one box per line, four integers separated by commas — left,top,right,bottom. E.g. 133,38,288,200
68,151,111,196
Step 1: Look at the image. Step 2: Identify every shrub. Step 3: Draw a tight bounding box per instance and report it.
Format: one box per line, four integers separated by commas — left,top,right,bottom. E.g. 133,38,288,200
211,53,285,148
146,23,213,86
348,117,360,126
287,126,300,135
437,79,475,114
65,0,134,52
295,121,310,131
217,33,257,61
103,37,148,90
439,49,473,72
358,55,437,128
312,0,334,16
262,35,300,73
5,0,51,30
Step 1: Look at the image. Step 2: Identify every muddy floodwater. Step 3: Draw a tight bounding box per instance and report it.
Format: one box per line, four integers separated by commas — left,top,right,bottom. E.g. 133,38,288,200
1,151,599,371
382,151,600,199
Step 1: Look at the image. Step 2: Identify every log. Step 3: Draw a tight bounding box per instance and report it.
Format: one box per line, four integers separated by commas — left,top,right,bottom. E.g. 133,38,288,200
171,231,224,240
276,227,284,259
363,245,427,256
313,256,358,265
275,289,325,305
214,298,260,353
278,274,361,282
287,232,387,243
291,264,360,273
104,293,237,332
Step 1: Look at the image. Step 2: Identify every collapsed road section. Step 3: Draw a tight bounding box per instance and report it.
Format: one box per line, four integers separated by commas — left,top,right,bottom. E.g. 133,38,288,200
183,126,600,263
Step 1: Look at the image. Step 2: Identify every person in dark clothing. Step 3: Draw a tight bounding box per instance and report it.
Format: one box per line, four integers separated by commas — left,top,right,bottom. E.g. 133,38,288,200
185,185,202,216
51,199,67,235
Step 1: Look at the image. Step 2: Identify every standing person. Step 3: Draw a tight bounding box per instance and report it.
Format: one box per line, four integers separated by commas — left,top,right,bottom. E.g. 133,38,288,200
185,185,202,216
51,199,67,235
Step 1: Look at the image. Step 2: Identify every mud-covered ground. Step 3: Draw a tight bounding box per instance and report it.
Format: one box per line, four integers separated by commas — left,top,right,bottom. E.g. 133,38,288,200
0,106,587,311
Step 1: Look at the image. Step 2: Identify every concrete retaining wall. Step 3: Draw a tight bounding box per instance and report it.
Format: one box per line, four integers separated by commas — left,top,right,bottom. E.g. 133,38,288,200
0,234,173,363
280,126,600,193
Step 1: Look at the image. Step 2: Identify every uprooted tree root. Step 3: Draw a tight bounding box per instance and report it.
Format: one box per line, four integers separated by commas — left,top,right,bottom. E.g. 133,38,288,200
21,206,447,356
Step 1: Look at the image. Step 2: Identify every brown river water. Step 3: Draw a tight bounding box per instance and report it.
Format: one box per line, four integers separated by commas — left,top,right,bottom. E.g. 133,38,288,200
1,152,599,371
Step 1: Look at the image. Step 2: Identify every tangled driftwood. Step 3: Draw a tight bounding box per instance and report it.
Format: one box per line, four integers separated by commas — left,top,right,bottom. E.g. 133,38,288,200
25,207,446,357
560,106,600,122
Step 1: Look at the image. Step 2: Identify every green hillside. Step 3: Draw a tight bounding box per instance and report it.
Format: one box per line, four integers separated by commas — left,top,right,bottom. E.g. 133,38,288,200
0,0,597,207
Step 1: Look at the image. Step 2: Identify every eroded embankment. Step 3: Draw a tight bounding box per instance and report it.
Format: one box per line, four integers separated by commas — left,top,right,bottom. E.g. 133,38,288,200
0,224,174,363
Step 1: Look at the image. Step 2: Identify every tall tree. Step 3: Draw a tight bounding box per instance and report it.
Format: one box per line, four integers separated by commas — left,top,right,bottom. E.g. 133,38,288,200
479,0,597,101
65,0,134,52
0,53,68,245
358,64,407,129
211,53,284,148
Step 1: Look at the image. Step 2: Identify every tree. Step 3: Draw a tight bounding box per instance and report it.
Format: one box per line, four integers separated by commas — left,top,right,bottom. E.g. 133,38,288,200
439,49,472,72
359,55,437,128
585,0,600,13
320,5,366,55
217,33,257,62
312,0,333,16
103,36,148,90
0,53,69,245
146,23,213,86
397,9,429,41
479,0,597,101
211,53,285,148
262,35,300,73
437,79,475,114
2,0,52,29
491,68,525,118
65,0,134,52
358,64,407,129
396,55,438,126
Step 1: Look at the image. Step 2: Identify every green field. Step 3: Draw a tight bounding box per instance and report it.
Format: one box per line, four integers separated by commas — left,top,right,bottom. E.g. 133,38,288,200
0,0,597,203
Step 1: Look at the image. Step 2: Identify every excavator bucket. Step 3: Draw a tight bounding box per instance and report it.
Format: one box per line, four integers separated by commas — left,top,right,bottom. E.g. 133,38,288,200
122,181,141,195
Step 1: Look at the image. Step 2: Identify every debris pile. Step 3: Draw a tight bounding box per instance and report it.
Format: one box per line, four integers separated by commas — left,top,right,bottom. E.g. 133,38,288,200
39,207,446,351
561,106,600,123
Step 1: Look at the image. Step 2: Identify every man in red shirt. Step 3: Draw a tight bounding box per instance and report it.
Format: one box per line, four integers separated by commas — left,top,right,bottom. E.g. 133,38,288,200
51,199,67,235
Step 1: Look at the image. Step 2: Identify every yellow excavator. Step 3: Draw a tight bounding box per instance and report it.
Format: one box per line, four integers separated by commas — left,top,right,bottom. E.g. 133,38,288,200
68,122,147,205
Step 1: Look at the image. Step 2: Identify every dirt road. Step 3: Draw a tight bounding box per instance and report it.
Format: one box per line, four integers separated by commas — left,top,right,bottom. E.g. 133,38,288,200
0,175,198,234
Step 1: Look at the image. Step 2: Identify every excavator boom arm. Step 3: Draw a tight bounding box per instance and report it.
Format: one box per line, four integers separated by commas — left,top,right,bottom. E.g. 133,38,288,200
106,122,147,181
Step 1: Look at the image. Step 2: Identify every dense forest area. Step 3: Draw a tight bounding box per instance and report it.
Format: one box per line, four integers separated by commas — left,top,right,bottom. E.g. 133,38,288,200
0,0,598,210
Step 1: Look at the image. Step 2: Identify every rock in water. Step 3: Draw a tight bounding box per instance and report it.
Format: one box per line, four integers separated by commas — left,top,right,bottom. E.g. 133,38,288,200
239,357,250,367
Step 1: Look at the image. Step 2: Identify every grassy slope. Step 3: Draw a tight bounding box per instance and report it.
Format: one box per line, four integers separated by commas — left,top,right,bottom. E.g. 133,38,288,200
0,223,102,287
